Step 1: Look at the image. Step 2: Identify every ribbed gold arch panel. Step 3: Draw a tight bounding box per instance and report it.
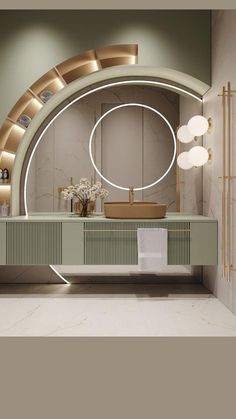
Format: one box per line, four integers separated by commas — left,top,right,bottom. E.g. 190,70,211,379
0,44,138,205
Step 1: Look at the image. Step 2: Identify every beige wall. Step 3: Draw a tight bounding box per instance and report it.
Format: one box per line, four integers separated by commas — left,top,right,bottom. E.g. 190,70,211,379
0,10,211,126
203,11,236,314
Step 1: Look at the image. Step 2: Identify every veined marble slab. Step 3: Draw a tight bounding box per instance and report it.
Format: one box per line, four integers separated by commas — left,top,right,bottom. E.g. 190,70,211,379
0,212,217,222
0,290,235,336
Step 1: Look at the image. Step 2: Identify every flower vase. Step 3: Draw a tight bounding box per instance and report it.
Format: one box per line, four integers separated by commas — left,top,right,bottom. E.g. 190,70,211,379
74,200,95,217
80,201,88,217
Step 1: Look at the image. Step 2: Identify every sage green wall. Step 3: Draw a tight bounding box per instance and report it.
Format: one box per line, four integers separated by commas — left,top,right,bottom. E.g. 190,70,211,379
0,10,211,125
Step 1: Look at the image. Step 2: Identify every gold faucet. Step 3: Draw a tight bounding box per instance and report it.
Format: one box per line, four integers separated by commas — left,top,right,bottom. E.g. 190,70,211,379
129,186,134,205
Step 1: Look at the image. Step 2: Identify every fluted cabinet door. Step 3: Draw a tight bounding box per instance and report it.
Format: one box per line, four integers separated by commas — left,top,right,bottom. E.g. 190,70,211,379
0,223,6,265
7,222,62,265
84,221,191,265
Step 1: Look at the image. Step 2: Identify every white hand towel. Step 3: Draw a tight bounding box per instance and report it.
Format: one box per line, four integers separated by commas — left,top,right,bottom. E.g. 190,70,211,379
137,228,168,272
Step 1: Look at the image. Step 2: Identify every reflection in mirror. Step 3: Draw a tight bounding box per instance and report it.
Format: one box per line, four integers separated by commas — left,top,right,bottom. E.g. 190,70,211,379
26,85,202,214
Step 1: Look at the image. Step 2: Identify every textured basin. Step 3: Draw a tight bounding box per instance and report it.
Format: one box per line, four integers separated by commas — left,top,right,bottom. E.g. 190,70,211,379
104,202,167,219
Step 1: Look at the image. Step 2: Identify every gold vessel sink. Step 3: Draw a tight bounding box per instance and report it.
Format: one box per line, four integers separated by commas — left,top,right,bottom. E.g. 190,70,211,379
104,202,167,219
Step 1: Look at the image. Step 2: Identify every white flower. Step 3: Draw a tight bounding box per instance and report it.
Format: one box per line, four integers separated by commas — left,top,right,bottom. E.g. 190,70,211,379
100,188,109,199
61,177,109,203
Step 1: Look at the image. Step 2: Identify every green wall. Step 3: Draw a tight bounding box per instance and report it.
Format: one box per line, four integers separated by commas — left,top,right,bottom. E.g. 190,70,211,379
0,10,211,125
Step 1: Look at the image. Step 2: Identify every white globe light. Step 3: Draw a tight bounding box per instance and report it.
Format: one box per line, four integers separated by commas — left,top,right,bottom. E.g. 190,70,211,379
188,146,209,167
177,152,193,170
187,115,209,136
177,125,194,143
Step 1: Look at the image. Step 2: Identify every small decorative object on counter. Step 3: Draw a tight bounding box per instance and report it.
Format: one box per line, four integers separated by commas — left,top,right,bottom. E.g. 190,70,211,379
61,177,109,217
0,168,3,183
1,201,10,217
2,168,9,183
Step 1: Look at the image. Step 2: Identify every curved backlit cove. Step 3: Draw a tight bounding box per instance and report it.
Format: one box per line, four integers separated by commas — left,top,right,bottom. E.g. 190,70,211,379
24,79,202,215
89,103,176,191
49,265,70,285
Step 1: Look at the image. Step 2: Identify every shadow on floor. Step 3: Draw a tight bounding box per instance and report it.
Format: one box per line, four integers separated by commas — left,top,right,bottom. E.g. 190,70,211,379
0,282,213,299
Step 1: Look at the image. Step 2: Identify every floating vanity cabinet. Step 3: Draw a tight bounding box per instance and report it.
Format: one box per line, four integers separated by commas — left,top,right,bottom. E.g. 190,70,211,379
7,222,62,265
0,223,6,264
0,214,218,266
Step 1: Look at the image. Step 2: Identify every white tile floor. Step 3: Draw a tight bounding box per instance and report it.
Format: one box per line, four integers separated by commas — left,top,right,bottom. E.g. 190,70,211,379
0,284,236,336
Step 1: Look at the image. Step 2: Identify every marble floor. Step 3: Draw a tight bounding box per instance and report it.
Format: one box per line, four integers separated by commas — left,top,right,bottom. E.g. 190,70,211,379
0,283,236,336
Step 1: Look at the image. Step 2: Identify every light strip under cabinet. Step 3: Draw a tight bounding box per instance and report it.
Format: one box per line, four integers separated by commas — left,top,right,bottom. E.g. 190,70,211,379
49,265,70,285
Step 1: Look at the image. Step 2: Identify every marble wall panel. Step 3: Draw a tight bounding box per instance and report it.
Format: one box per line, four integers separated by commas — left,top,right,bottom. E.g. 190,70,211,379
27,125,54,212
100,103,143,202
27,85,185,213
143,106,176,209
53,102,96,212
202,11,236,314
26,150,36,212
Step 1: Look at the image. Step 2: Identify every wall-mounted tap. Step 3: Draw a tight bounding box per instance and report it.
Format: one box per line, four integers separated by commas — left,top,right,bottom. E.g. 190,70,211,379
58,177,74,212
129,186,134,205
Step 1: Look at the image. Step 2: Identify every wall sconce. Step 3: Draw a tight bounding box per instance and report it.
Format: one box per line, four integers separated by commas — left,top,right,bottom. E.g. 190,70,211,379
187,115,212,136
176,125,194,143
177,151,193,170
177,147,212,169
188,146,209,167
177,115,212,143
176,115,212,170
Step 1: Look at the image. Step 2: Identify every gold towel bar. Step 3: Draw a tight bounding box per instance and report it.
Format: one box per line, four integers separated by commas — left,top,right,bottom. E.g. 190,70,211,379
84,229,191,233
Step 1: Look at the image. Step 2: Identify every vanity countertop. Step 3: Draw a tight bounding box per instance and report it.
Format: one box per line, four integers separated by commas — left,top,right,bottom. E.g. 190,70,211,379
0,212,217,223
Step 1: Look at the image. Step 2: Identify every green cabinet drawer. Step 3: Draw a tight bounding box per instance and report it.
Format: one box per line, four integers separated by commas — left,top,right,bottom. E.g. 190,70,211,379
62,222,84,265
190,222,218,265
7,222,62,265
0,223,6,265
84,222,190,265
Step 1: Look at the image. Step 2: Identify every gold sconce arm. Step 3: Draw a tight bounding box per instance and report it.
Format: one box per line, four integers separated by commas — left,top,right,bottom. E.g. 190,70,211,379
58,186,66,193
58,177,73,194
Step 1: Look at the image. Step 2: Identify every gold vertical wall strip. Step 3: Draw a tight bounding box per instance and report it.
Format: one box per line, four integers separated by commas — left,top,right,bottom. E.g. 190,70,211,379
227,82,232,281
221,82,234,280
222,86,227,279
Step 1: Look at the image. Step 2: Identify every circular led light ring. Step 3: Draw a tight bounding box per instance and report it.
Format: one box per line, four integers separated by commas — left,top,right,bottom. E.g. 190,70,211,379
89,103,177,191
